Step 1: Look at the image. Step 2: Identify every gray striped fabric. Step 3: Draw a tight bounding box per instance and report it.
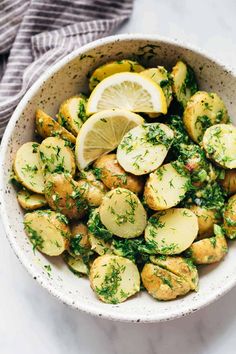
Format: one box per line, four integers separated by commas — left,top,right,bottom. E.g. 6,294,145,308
0,0,133,138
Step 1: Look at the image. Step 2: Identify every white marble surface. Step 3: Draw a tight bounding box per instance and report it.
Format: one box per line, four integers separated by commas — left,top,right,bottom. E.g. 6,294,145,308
1,0,236,353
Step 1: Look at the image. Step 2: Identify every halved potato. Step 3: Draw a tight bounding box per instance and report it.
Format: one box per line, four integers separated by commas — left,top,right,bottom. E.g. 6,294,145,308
89,59,144,91
13,142,45,194
58,96,87,136
99,188,147,238
24,210,70,256
39,137,76,176
90,254,140,303
171,60,198,109
223,194,236,239
117,123,174,175
144,208,198,254
187,225,228,264
220,170,236,195
94,154,144,193
88,232,112,256
141,263,191,301
35,109,76,144
183,91,228,143
44,173,88,219
189,205,221,238
76,178,107,207
141,66,172,114
144,162,190,210
17,190,47,210
64,253,89,275
202,124,236,169
69,222,91,258
150,255,198,290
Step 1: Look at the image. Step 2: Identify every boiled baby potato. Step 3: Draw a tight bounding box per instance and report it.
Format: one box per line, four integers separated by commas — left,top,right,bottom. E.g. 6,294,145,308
17,190,47,210
144,162,190,210
13,142,45,194
24,210,70,256
190,205,221,238
35,109,76,144
64,253,89,275
90,254,140,304
89,59,144,91
94,154,144,193
145,208,198,254
141,66,173,110
39,137,76,176
202,124,236,169
187,225,228,264
44,173,88,219
223,194,236,239
88,232,112,256
87,208,112,255
220,170,236,195
141,263,191,301
76,172,107,207
183,91,228,143
150,255,199,290
171,60,198,109
69,222,91,258
117,123,174,175
99,188,147,238
58,96,87,136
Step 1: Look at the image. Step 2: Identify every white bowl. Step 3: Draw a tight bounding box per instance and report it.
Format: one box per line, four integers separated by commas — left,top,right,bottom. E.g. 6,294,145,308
1,34,236,323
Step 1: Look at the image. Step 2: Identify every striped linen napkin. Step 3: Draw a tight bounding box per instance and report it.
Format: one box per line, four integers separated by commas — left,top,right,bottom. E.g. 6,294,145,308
0,0,133,138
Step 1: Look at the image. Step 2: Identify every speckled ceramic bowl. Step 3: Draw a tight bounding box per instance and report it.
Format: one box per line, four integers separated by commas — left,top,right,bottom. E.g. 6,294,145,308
1,34,236,323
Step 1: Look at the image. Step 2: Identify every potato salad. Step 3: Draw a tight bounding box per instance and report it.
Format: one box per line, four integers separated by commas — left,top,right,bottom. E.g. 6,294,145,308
11,58,236,304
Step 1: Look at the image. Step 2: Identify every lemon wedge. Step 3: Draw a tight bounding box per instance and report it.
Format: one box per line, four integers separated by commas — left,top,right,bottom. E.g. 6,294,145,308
75,109,144,170
86,72,167,115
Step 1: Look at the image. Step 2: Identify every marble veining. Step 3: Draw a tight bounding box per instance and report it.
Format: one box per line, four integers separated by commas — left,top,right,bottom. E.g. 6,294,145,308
1,0,236,353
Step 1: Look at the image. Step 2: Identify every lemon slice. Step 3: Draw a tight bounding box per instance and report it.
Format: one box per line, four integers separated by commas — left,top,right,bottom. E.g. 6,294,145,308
75,109,144,170
86,72,167,115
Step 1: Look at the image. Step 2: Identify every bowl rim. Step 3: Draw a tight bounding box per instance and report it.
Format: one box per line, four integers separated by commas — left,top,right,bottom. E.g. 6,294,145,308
1,33,236,323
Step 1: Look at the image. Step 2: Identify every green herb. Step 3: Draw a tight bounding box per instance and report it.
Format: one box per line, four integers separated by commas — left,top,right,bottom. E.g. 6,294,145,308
88,210,113,242
195,115,212,141
144,124,173,148
78,100,87,122
32,143,39,153
24,221,44,252
93,167,102,180
56,213,69,225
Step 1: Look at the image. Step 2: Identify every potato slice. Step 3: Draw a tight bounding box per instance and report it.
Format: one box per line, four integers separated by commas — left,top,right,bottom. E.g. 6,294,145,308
202,124,236,169
64,253,89,275
88,232,112,256
223,194,236,239
141,66,172,111
141,263,191,301
220,170,236,195
144,162,190,210
58,96,87,136
87,208,112,255
90,254,140,303
24,210,70,256
171,60,198,109
189,205,221,238
13,142,45,194
99,188,147,238
17,190,47,210
150,255,198,290
187,225,228,264
89,59,144,91
144,208,198,254
35,109,76,144
117,123,174,175
183,91,228,143
94,154,144,193
39,137,76,176
44,173,87,219
69,222,91,258
76,179,106,207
